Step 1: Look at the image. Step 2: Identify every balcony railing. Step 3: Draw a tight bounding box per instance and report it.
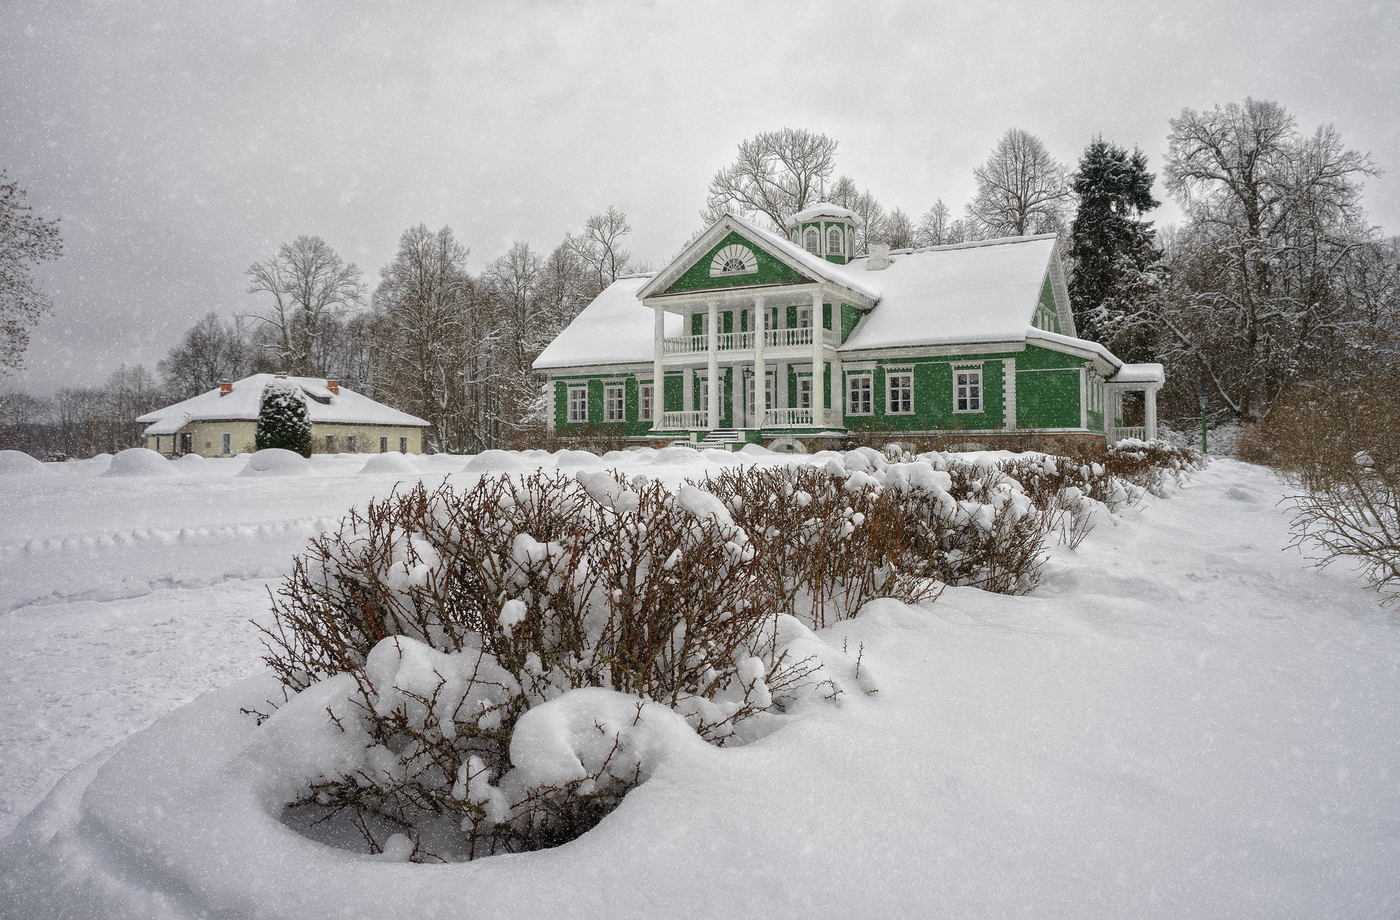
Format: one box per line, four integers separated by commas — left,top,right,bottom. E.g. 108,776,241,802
1107,426,1147,444
660,327,835,356
659,410,709,430
760,408,842,429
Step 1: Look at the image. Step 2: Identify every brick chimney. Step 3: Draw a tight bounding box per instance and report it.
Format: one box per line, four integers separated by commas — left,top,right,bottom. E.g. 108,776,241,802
326,379,340,395
219,381,233,397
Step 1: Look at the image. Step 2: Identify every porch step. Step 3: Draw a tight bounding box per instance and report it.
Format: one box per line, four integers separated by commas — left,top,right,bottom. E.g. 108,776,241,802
696,428,744,447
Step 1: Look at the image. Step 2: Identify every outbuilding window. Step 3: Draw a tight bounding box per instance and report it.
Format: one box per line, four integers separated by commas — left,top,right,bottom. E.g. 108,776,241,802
955,370,982,412
399,437,409,453
567,386,588,423
223,433,232,455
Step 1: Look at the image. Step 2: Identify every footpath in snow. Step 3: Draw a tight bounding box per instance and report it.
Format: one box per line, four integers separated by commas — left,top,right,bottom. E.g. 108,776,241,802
1,450,1398,919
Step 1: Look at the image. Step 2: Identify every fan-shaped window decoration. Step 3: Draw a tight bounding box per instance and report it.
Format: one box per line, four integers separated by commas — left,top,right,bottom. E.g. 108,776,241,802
708,243,758,277
827,226,843,255
804,227,821,254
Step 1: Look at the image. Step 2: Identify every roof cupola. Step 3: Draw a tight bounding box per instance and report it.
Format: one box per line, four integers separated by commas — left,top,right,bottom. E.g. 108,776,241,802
785,203,860,265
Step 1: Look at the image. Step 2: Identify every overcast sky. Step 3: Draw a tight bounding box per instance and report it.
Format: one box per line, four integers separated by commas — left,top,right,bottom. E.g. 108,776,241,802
3,0,1397,396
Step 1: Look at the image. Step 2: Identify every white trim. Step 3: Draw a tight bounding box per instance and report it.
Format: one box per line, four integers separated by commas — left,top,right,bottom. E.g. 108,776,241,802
1002,358,1016,430
566,385,589,424
603,383,626,423
886,371,914,415
847,373,874,416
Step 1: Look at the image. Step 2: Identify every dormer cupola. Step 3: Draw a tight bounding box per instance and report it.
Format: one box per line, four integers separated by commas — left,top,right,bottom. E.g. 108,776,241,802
785,203,860,265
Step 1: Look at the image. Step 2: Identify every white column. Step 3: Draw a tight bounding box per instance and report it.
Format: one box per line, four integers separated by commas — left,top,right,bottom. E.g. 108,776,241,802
829,353,842,428
1145,386,1158,440
776,361,788,410
683,362,693,413
811,291,824,425
732,363,743,429
707,301,720,430
753,296,766,429
652,306,664,430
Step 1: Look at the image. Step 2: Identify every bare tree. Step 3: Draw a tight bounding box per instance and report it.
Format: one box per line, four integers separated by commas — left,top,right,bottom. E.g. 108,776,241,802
374,224,501,452
0,170,63,377
916,199,969,247
827,176,885,254
1141,98,1379,422
883,208,917,249
964,128,1070,239
245,236,364,376
702,128,838,229
157,312,256,399
567,207,634,300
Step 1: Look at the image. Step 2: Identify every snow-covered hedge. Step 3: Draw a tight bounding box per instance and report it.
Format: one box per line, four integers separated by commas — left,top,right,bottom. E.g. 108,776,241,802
255,447,1195,862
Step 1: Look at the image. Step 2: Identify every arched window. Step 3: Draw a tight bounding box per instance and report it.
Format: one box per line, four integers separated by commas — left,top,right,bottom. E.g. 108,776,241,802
804,227,820,254
827,225,843,255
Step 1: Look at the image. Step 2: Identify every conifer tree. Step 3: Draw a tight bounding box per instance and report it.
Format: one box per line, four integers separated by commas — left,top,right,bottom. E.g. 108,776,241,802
255,382,312,456
1068,139,1161,356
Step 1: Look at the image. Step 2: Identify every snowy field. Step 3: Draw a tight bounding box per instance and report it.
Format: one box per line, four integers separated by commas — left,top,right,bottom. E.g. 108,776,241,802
1,446,1398,918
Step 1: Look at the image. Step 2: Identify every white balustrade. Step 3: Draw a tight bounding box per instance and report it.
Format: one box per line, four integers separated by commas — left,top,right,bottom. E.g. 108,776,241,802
1108,426,1147,444
662,326,837,355
759,408,842,429
660,411,709,430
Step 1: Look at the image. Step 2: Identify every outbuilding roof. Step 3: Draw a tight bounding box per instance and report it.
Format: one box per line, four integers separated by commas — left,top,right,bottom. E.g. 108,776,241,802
138,374,430,435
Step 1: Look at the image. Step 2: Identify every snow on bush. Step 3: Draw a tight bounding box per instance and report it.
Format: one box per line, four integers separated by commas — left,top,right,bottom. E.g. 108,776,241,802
0,449,52,475
239,447,317,477
102,447,179,477
256,471,849,861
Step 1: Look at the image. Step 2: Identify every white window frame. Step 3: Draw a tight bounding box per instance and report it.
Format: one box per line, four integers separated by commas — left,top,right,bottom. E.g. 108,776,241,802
847,375,874,415
954,369,983,413
797,306,812,329
827,225,843,255
804,227,820,254
887,372,914,415
604,384,625,422
798,377,813,410
639,383,654,422
698,378,710,415
567,385,588,424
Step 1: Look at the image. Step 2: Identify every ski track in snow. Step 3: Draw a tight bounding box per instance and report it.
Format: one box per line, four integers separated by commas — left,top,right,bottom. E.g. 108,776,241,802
1,452,1399,918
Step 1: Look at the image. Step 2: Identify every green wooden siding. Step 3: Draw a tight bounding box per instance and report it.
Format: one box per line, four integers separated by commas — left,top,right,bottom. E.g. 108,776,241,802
840,304,861,343
843,356,1007,432
663,231,811,294
551,372,656,436
1014,344,1085,429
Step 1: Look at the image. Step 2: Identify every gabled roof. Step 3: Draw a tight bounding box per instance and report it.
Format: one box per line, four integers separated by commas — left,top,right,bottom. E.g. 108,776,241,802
137,374,430,434
533,275,683,370
637,213,879,304
837,235,1065,352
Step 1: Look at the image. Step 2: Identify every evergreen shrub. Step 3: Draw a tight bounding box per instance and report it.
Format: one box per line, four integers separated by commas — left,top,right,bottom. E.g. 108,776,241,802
255,382,313,457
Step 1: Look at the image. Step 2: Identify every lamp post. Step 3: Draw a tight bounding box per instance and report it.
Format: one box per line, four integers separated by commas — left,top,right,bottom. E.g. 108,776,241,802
1197,388,1209,454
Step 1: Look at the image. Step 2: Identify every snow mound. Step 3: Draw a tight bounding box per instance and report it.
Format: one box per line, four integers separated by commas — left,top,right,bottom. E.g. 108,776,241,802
464,450,530,472
357,452,420,477
0,450,52,476
102,448,178,478
650,446,703,465
176,453,205,465
238,449,316,477
552,448,602,468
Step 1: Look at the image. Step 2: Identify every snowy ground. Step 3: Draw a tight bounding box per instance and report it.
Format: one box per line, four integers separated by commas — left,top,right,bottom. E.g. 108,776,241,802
2,447,1398,918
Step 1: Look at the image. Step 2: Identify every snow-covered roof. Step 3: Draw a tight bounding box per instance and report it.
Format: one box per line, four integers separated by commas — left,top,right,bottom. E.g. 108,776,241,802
137,375,430,434
533,275,684,370
838,235,1061,352
787,203,862,227
1110,363,1165,386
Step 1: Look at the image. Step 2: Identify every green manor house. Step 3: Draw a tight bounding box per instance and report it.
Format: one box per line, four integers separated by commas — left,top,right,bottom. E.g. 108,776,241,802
533,205,1163,452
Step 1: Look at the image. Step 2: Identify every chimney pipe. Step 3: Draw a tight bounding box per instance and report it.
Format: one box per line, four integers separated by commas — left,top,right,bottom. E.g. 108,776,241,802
326,379,340,395
219,381,233,397
867,242,891,271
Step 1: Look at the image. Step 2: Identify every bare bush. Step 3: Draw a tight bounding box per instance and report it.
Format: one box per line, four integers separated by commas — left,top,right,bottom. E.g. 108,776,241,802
1243,381,1400,604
